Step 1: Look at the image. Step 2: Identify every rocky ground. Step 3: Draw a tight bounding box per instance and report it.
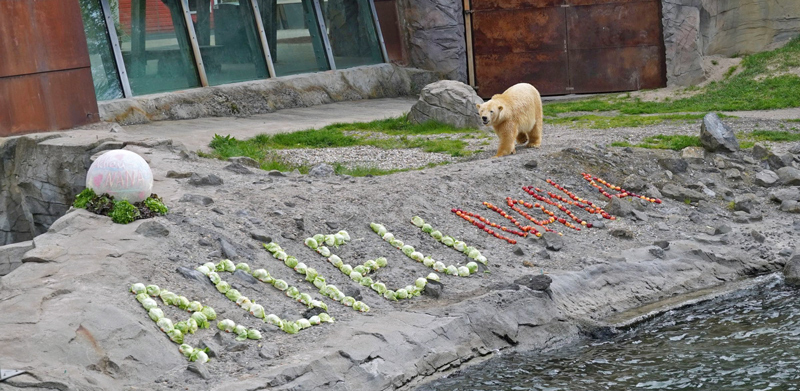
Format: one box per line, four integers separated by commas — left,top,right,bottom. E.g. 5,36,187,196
1,114,800,391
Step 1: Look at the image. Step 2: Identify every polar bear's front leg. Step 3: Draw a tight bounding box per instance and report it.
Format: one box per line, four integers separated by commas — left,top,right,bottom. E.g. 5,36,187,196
494,125,517,158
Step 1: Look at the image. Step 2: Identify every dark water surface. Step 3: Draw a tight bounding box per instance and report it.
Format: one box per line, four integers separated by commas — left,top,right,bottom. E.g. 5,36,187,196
420,280,800,391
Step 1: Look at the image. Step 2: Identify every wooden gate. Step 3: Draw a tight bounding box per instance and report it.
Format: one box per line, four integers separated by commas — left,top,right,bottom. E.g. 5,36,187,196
468,0,666,97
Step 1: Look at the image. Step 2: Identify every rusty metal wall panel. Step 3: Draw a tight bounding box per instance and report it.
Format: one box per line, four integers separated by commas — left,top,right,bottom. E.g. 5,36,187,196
567,0,662,49
0,69,100,136
473,0,563,11
0,0,91,78
475,51,570,96
569,46,665,93
566,0,649,6
472,5,568,96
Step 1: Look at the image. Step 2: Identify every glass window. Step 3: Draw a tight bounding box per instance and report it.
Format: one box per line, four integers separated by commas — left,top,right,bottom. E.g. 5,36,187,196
192,0,270,85
80,0,124,101
257,0,330,76
117,0,201,95
322,0,383,69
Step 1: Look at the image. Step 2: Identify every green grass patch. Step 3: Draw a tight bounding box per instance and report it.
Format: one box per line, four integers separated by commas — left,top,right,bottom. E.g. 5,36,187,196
547,113,706,129
609,135,701,150
745,130,800,142
544,36,800,115
324,116,476,135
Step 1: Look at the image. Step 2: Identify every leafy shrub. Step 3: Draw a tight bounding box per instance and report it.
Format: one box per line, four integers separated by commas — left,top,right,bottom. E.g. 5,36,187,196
110,200,139,224
144,196,168,215
73,188,96,209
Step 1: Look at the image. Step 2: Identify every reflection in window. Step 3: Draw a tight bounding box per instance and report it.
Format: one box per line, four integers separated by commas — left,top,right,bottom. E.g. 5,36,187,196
257,0,330,76
80,0,124,100
323,0,383,69
192,1,270,85
117,0,201,95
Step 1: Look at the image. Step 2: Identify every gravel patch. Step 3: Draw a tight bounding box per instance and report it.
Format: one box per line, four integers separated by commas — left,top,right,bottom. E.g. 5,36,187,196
275,145,455,170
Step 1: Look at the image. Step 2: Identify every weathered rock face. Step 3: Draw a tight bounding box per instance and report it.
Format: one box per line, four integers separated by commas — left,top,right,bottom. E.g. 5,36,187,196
661,0,800,86
396,0,467,83
408,80,483,128
785,251,800,287
701,113,739,153
0,240,33,276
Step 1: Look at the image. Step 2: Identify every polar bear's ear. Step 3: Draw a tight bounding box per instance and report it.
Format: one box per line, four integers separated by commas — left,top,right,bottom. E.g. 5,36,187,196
476,103,481,109
496,105,504,112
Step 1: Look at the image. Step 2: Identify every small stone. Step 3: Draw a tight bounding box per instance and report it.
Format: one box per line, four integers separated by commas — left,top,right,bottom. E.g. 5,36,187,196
524,160,538,169
268,170,287,177
680,147,705,163
250,231,271,243
714,224,732,235
199,339,222,358
198,238,212,247
179,194,214,206
309,163,335,177
755,170,780,187
724,168,742,180
226,342,249,352
135,220,170,237
752,144,769,161
605,197,635,217
750,230,766,243
781,200,800,213
653,240,670,249
658,158,688,173
609,227,634,239
631,209,649,222
176,266,213,287
700,113,739,152
166,170,193,179
767,152,794,170
212,221,224,228
734,193,758,213
234,270,258,284
512,246,525,256
769,188,800,203
273,210,285,216
784,250,800,287
661,183,706,203
212,207,225,215
779,248,794,257
325,221,339,230
513,274,552,291
649,246,665,259
423,280,443,298
259,345,281,360
592,220,606,229
542,232,563,251
189,174,224,186
622,175,647,192
776,167,800,186
187,363,211,379
224,163,253,175
294,216,305,231
535,248,551,259
219,238,238,259
228,156,260,168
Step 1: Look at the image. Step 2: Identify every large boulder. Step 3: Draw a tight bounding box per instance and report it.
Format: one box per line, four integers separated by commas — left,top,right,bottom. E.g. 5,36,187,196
785,250,800,287
776,167,800,186
700,113,739,153
0,240,34,276
408,80,484,129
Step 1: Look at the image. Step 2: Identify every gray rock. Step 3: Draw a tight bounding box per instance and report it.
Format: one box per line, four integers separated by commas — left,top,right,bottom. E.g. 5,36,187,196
513,274,552,291
535,248,551,260
779,248,794,257
228,156,260,168
179,194,214,206
309,163,335,177
631,209,650,222
325,221,340,230
212,221,224,228
234,269,258,284
259,345,282,360
700,113,738,152
512,246,525,256
224,163,253,175
542,232,563,251
166,170,193,179
187,363,211,379
714,224,732,235
199,338,223,358
524,160,538,169
189,174,224,186
250,231,272,243
621,175,647,192
198,238,212,246
680,147,705,163
785,251,800,287
653,240,670,250
609,228,634,239
661,183,706,203
767,153,794,170
755,170,780,187
776,167,800,185
770,188,800,203
407,81,482,129
658,158,688,173
176,266,213,287
134,221,170,237
212,207,225,215
734,193,758,213
226,341,249,352
724,168,742,180
267,170,287,177
605,197,635,217
649,246,666,259
423,280,443,298
219,238,238,259
750,230,766,243
689,211,704,224
780,200,800,213
0,240,34,276
752,144,769,161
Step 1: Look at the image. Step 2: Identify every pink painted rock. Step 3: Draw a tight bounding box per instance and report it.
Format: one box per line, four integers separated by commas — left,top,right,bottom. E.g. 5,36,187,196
86,150,153,203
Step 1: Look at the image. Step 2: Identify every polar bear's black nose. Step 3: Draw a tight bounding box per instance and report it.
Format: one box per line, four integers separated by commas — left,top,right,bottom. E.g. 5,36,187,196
481,116,487,122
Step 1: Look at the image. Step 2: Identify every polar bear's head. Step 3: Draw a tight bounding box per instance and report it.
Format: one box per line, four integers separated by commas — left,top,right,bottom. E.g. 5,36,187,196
476,100,504,126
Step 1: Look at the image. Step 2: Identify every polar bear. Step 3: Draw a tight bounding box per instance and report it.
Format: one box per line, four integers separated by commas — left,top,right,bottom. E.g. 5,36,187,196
476,83,543,158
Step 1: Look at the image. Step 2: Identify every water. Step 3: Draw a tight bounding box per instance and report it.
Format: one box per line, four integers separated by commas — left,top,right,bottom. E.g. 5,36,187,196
420,281,800,391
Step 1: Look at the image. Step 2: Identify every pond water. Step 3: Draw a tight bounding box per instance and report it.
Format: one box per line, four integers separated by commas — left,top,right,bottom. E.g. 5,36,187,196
419,279,800,391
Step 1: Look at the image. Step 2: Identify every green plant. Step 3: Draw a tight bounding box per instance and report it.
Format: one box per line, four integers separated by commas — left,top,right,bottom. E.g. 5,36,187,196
110,200,139,224
73,188,97,209
144,196,169,215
